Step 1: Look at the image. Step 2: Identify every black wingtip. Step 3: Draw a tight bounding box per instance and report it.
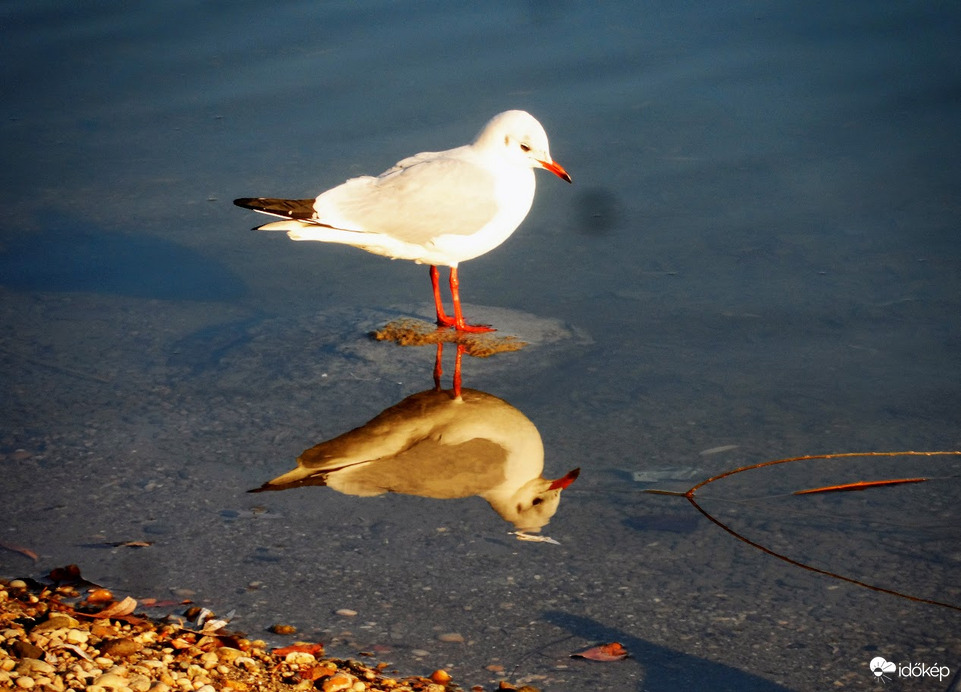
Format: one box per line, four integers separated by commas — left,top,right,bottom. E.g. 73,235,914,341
232,197,317,219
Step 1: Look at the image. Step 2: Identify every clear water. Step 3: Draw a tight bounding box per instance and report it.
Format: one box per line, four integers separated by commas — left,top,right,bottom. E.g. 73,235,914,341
2,2,959,690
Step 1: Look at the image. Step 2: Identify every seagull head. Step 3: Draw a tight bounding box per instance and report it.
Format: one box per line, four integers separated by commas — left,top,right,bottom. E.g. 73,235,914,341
496,467,580,533
474,110,572,183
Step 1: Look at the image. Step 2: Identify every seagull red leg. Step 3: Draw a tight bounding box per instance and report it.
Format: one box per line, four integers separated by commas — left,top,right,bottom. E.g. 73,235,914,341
430,265,456,328
449,267,495,333
452,343,465,399
432,342,444,390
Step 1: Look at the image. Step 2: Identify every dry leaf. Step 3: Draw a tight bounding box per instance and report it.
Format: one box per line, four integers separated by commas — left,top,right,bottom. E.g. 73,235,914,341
273,643,325,658
94,596,138,619
53,643,93,661
301,663,337,681
202,619,230,634
571,642,629,661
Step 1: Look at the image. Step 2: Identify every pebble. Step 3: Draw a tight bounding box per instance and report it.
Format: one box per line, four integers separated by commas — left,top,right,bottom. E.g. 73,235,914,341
17,658,56,675
100,638,142,657
215,647,243,664
321,673,356,692
66,629,90,645
430,669,451,683
92,671,130,689
284,651,316,666
33,614,81,632
335,609,358,617
232,656,257,671
12,641,44,659
268,624,297,635
87,589,115,604
437,632,465,643
128,674,152,692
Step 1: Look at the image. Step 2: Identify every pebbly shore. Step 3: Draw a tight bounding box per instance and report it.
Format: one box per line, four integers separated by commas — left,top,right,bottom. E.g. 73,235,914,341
0,576,540,692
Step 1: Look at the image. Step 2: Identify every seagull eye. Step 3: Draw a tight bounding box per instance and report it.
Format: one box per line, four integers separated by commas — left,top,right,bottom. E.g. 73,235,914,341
532,497,543,506
519,143,531,153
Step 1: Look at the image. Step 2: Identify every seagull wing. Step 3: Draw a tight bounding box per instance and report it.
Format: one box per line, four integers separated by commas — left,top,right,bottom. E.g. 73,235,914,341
312,155,499,245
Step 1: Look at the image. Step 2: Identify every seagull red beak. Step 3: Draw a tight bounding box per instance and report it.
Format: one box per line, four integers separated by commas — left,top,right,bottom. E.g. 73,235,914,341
548,467,581,490
538,159,572,183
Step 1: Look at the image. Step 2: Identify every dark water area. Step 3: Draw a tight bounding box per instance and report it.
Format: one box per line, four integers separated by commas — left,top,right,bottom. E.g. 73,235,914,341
0,220,246,300
2,2,960,690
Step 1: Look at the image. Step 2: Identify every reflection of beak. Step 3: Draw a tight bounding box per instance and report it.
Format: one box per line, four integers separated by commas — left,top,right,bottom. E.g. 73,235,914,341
548,467,580,490
538,158,573,184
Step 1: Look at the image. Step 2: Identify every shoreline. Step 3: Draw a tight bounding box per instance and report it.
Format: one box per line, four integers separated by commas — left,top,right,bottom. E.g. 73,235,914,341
0,575,540,692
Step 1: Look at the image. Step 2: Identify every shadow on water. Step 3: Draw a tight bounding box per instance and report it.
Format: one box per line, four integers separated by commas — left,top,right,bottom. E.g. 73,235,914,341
0,218,246,301
542,611,791,692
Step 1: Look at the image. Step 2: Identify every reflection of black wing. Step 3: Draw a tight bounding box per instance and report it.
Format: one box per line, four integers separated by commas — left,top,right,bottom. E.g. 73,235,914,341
233,197,315,220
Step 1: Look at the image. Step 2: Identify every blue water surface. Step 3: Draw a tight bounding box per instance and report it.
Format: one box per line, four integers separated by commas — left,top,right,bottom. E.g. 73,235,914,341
2,3,959,690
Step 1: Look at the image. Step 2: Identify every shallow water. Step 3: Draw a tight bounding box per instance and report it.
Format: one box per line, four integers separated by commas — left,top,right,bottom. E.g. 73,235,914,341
2,2,960,690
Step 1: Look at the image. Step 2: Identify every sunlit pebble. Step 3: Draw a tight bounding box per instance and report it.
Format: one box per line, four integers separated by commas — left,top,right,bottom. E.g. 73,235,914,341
335,608,358,617
285,651,317,666
430,669,452,684
86,588,114,603
268,624,297,635
99,637,142,657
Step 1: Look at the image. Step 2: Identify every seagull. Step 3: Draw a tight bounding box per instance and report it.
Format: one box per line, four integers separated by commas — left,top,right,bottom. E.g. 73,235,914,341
234,110,571,332
250,386,580,535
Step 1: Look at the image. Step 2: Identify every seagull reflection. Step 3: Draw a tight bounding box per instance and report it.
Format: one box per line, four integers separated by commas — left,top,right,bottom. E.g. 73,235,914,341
251,344,578,539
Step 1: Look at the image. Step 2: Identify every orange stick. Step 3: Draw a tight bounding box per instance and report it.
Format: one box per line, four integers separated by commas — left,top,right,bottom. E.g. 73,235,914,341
792,477,928,495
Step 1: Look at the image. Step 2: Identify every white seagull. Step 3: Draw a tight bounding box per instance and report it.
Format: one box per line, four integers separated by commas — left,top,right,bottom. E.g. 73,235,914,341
234,110,571,332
